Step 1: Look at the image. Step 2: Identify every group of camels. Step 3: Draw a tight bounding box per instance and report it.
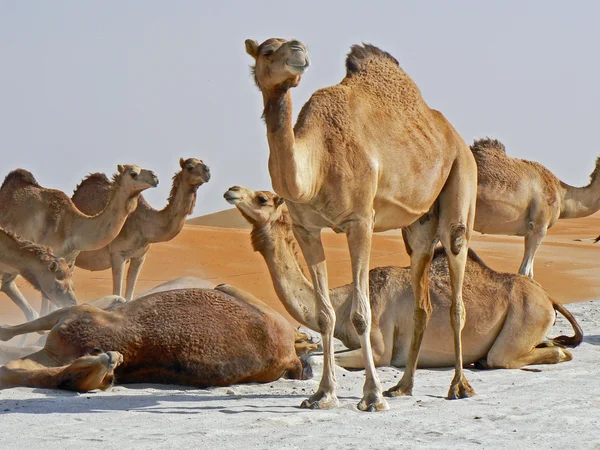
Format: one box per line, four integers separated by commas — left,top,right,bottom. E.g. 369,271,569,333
0,38,597,413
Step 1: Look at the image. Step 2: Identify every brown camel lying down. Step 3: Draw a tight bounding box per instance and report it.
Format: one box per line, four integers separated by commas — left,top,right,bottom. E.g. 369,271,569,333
225,186,583,370
0,287,313,392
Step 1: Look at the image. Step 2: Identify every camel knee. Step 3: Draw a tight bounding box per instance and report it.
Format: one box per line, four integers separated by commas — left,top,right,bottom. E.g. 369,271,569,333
450,300,466,329
413,305,432,328
317,311,335,335
448,223,466,255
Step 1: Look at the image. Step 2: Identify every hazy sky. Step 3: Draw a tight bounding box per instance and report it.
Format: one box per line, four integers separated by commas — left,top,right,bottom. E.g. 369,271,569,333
1,1,599,216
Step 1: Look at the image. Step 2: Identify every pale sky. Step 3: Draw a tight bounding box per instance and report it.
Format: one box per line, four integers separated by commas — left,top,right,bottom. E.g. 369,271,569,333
1,1,598,216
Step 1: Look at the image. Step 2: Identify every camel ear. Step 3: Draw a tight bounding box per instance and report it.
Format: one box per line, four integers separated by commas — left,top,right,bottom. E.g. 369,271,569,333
245,39,259,59
179,158,186,169
274,196,285,208
49,260,59,273
117,164,125,174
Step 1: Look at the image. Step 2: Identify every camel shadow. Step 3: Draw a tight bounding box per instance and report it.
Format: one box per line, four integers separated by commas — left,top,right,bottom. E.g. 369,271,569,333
583,335,600,346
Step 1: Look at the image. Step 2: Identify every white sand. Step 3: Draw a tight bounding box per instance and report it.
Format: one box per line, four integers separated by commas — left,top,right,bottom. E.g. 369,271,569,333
1,301,599,449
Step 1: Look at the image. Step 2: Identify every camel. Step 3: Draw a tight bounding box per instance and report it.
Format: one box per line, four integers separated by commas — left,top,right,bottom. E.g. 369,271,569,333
472,138,600,278
0,286,314,391
0,227,76,322
0,165,158,314
72,158,210,300
225,186,582,371
245,38,478,410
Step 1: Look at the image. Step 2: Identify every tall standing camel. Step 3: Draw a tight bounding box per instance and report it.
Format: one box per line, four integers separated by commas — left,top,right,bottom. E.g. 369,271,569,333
0,227,76,322
472,138,600,277
0,165,158,314
225,186,581,369
245,38,478,410
72,158,210,300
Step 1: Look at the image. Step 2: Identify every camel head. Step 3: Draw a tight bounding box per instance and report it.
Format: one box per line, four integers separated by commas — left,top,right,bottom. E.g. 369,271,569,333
245,38,309,92
56,350,123,392
40,258,77,308
224,185,285,226
179,157,211,186
114,164,159,194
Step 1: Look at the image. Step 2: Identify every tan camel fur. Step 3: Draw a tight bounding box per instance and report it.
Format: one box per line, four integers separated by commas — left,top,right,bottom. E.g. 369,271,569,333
0,227,76,322
245,38,478,410
0,287,314,391
472,138,600,278
73,158,210,300
0,166,158,314
226,186,582,371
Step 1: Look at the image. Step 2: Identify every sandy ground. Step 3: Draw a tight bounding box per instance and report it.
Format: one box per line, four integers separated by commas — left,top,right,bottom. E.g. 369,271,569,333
1,212,599,448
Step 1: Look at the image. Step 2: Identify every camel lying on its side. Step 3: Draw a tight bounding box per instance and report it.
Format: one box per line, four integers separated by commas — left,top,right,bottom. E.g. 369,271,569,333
225,185,583,370
0,287,313,391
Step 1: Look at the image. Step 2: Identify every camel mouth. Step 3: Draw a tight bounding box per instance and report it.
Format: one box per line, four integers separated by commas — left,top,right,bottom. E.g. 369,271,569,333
200,173,211,183
286,61,309,73
223,192,241,204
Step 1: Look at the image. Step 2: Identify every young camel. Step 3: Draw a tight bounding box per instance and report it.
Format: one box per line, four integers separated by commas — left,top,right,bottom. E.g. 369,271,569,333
225,186,582,370
0,287,313,391
0,227,76,322
72,158,210,300
472,138,600,278
245,38,478,410
0,166,158,315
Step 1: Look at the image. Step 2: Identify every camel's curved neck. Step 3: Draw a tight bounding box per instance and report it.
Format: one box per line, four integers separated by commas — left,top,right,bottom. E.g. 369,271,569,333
559,165,600,218
143,174,197,243
0,231,43,274
252,214,350,331
262,90,315,203
70,184,139,255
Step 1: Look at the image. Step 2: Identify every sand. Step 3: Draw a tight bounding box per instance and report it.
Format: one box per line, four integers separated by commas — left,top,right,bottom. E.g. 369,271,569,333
1,212,600,448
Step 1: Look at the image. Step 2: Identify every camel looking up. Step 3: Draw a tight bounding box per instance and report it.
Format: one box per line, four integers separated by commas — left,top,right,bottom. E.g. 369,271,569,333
0,227,76,322
472,138,600,277
0,165,158,314
245,38,477,410
73,158,210,300
226,186,581,370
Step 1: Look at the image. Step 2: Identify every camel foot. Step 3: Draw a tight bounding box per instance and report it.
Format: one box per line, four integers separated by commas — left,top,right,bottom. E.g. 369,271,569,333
357,392,389,412
383,377,413,397
447,374,475,400
300,390,339,409
0,326,13,342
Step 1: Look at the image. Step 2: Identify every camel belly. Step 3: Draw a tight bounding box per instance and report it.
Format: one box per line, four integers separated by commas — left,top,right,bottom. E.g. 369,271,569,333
75,248,112,271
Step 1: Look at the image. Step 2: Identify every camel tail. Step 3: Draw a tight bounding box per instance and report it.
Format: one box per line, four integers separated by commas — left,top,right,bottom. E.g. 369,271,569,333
551,300,583,348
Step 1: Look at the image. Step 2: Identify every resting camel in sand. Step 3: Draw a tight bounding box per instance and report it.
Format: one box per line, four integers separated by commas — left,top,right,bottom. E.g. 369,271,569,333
0,165,158,315
226,186,582,370
472,138,600,278
0,227,76,322
73,158,210,300
245,38,477,410
0,286,314,391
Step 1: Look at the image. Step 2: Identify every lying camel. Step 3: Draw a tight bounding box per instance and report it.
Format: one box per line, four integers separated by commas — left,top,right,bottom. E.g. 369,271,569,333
0,227,76,322
0,287,313,391
225,186,582,369
472,138,600,278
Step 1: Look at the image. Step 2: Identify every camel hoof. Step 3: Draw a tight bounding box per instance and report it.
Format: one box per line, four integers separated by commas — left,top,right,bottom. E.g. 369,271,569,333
300,391,339,409
447,376,475,400
357,395,389,412
383,380,413,397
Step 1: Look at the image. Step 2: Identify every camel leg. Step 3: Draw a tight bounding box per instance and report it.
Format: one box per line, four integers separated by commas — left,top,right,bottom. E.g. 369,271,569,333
335,321,394,369
1,274,38,322
124,254,146,301
0,307,75,342
111,253,126,297
518,225,547,278
384,215,438,397
292,225,339,409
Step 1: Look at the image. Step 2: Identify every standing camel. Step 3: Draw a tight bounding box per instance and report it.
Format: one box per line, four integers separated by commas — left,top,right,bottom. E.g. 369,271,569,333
245,38,477,410
0,227,76,322
0,165,158,314
472,138,600,277
73,158,210,300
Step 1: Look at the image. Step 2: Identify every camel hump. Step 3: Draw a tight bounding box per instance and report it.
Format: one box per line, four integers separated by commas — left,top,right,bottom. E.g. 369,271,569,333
1,169,39,190
345,43,399,77
72,173,112,215
470,138,506,154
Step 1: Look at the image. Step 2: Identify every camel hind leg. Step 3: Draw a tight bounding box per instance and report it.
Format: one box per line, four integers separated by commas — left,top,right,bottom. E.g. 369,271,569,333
0,306,77,342
124,253,147,301
518,222,548,278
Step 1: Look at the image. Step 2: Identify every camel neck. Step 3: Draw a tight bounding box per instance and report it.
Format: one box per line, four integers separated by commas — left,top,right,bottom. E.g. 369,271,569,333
559,179,600,219
0,230,43,274
262,90,315,203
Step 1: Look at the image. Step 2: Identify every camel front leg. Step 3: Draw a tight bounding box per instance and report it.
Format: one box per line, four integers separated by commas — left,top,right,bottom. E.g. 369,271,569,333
293,225,339,409
124,253,147,301
345,219,388,411
385,217,437,398
0,307,75,342
111,253,126,297
1,273,38,322
518,225,547,278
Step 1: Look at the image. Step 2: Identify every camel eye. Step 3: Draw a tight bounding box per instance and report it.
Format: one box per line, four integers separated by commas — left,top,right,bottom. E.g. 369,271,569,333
186,166,194,172
130,172,138,178
263,50,274,57
258,195,269,205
